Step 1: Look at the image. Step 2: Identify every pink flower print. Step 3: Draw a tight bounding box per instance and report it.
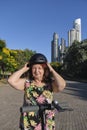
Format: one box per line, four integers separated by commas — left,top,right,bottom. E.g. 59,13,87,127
46,111,54,119
36,95,45,104
25,82,30,88
34,123,41,130
23,112,27,116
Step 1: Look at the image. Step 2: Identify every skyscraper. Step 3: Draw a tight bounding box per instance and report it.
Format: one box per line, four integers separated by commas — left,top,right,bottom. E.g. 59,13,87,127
68,18,81,46
51,32,59,62
73,18,81,42
60,38,66,63
68,28,77,46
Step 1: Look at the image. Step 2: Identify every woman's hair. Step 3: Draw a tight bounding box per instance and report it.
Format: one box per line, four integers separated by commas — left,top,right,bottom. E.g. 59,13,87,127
28,63,52,83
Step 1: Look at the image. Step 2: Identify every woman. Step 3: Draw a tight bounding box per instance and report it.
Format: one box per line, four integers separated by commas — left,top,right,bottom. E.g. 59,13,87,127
8,53,66,130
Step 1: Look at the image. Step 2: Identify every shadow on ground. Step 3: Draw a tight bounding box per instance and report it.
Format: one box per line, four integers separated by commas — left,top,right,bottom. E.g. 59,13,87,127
63,81,87,100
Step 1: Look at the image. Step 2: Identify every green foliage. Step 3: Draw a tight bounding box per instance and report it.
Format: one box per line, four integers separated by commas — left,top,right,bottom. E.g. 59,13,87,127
14,49,36,69
0,39,36,78
50,62,62,73
62,40,87,79
0,39,6,51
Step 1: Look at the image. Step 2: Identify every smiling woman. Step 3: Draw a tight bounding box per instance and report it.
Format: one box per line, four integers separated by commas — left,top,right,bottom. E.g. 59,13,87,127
8,53,66,130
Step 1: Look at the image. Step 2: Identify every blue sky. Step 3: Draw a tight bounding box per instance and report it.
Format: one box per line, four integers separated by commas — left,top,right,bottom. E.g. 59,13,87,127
0,0,87,62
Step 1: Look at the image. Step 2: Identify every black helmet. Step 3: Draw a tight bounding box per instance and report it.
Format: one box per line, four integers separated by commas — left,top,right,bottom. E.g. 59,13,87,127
29,53,47,66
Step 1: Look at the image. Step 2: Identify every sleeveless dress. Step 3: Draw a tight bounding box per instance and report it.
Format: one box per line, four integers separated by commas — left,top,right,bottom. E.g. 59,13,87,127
20,80,55,130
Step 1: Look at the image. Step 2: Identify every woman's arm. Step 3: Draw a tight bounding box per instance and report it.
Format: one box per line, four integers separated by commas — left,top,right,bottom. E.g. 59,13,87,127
47,63,66,93
8,63,29,90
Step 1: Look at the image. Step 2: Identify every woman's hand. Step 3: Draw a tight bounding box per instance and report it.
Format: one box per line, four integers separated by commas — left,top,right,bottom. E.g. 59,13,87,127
46,62,66,93
46,62,54,72
23,63,30,72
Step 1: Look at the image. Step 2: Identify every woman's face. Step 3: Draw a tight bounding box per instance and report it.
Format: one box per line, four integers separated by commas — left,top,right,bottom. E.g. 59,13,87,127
32,64,44,80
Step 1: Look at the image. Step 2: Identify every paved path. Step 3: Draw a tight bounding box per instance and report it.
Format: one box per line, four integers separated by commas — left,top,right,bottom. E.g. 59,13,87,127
54,81,87,130
0,80,87,130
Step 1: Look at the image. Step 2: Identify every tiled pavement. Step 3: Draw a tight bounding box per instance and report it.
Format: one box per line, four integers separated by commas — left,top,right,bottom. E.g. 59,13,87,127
0,80,87,130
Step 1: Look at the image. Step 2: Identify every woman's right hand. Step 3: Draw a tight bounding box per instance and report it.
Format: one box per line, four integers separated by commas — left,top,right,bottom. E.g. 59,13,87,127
23,63,30,72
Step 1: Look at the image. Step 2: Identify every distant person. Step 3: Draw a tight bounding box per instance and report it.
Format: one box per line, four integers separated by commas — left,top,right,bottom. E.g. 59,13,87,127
8,53,66,130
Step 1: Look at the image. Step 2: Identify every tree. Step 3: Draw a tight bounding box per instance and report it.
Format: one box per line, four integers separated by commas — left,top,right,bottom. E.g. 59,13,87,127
50,62,62,73
14,49,36,69
62,40,87,78
0,38,36,79
0,39,6,51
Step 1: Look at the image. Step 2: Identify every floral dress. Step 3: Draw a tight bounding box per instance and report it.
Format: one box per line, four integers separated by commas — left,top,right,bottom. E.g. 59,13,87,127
20,80,55,130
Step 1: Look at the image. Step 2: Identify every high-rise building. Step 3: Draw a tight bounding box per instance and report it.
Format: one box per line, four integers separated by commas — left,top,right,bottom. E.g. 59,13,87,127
68,28,77,46
68,18,81,46
73,18,81,42
60,38,66,63
51,32,59,62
